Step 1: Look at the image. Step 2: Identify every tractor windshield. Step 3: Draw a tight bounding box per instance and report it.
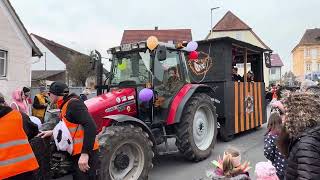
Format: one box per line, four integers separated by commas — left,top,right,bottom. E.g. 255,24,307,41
111,51,151,85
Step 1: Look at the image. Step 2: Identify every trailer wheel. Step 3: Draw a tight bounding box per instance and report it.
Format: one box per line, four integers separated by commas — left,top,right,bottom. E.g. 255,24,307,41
175,93,217,161
98,124,154,180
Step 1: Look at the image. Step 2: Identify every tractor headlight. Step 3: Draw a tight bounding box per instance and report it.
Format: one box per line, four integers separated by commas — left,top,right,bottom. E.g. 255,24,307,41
138,42,146,49
115,46,121,52
131,43,138,49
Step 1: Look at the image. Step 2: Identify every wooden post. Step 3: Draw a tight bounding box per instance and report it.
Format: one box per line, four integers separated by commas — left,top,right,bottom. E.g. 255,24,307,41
244,48,248,83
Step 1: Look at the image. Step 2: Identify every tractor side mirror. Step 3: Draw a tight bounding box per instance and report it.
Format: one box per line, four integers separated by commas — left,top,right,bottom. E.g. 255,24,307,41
156,45,167,61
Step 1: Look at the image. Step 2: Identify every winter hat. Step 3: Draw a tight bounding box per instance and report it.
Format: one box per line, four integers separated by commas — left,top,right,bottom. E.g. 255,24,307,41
23,87,31,93
255,161,279,180
49,82,69,96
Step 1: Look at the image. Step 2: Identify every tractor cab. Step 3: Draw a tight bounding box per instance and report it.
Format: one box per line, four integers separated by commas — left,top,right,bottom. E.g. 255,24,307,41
90,41,190,128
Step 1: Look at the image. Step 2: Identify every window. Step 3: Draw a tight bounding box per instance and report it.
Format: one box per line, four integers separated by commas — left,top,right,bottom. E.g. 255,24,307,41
304,48,310,58
0,50,7,77
271,68,276,75
311,48,317,59
235,32,242,41
306,63,311,72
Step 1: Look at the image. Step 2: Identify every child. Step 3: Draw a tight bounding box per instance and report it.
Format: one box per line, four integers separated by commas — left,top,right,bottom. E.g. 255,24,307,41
208,147,251,180
264,113,287,180
255,161,279,180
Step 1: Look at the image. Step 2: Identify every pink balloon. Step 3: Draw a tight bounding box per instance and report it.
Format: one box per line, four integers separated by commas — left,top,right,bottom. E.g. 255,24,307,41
139,88,153,102
188,51,198,60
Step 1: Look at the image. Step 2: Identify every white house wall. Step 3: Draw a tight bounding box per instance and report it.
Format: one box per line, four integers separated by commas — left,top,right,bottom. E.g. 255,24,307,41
0,1,32,102
269,67,281,82
31,36,66,71
208,30,266,49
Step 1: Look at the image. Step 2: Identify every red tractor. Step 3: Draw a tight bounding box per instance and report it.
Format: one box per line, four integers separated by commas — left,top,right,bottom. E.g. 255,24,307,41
86,41,218,179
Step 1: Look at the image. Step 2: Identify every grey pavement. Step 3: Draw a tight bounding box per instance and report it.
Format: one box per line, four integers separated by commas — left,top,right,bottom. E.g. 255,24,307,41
149,125,267,180
58,106,271,180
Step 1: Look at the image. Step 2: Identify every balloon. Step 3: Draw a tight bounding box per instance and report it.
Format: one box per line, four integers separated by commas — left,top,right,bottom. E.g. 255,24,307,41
188,51,198,60
186,41,198,52
118,62,126,71
139,88,153,102
146,36,159,50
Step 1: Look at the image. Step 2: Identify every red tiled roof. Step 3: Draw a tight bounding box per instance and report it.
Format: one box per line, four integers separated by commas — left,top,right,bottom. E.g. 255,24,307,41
207,11,271,50
121,29,192,45
298,28,320,45
212,11,251,31
271,54,284,67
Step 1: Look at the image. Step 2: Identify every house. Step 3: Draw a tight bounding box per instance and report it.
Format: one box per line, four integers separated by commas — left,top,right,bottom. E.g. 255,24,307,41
206,11,271,86
292,28,320,79
0,0,42,101
121,27,192,45
269,54,284,85
30,34,90,86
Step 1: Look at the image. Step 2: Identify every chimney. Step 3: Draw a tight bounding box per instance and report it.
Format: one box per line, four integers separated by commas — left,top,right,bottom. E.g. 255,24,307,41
155,26,158,30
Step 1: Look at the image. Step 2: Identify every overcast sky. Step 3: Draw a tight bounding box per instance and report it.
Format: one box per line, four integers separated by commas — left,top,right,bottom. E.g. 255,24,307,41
10,0,320,71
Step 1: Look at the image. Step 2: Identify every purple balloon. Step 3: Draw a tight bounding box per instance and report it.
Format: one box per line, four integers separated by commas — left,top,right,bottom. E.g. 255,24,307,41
139,88,153,102
186,41,198,52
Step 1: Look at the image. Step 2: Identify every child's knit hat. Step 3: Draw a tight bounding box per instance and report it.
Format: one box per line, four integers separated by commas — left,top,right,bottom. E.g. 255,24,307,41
255,161,279,180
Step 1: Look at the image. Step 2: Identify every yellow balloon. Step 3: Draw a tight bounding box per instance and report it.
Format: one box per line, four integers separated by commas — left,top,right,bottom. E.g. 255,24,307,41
118,62,126,71
146,36,159,50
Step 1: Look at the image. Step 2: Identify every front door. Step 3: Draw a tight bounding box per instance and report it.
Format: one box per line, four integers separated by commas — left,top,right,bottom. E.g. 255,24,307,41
153,50,185,122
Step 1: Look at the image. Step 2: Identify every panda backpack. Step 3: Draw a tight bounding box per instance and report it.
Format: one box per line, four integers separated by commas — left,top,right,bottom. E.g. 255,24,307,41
53,120,77,155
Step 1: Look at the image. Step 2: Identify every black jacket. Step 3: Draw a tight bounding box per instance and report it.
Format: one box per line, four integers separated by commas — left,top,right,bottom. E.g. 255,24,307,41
264,133,287,178
0,106,38,140
61,94,97,154
285,125,320,180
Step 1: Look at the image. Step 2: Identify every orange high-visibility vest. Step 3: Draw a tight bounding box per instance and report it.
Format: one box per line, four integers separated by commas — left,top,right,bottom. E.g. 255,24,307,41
61,99,99,155
0,110,39,179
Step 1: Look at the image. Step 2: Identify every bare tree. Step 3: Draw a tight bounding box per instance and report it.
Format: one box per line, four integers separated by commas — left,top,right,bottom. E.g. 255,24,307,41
282,71,299,86
67,55,94,86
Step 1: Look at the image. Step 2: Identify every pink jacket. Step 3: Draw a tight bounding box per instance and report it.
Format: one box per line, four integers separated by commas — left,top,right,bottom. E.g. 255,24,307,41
11,89,30,115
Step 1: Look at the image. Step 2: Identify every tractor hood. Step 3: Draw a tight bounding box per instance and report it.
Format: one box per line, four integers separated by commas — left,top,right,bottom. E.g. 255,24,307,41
85,88,137,131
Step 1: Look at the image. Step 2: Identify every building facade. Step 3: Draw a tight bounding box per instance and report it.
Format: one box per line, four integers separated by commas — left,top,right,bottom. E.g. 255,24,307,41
292,28,320,79
269,54,284,85
0,0,42,101
206,11,272,86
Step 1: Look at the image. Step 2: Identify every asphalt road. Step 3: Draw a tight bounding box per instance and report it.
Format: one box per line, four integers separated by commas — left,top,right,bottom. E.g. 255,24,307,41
150,125,267,180
58,107,270,180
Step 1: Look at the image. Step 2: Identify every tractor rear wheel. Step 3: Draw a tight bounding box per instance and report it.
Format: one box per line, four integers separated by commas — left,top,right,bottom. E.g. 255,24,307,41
98,124,154,180
175,93,217,161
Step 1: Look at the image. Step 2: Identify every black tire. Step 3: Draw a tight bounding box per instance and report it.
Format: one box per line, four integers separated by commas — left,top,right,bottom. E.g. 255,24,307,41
219,126,234,142
175,93,217,161
98,124,154,180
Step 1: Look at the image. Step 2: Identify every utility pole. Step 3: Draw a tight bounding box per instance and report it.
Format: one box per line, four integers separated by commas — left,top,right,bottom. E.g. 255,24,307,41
210,7,220,38
42,52,47,71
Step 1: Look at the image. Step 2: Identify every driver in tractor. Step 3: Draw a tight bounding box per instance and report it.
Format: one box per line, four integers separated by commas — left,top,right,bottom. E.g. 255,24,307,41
167,66,182,92
155,66,183,108
37,82,99,180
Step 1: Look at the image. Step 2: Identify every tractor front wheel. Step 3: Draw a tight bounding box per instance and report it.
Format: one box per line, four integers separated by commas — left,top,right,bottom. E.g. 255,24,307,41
98,125,154,180
175,93,217,161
